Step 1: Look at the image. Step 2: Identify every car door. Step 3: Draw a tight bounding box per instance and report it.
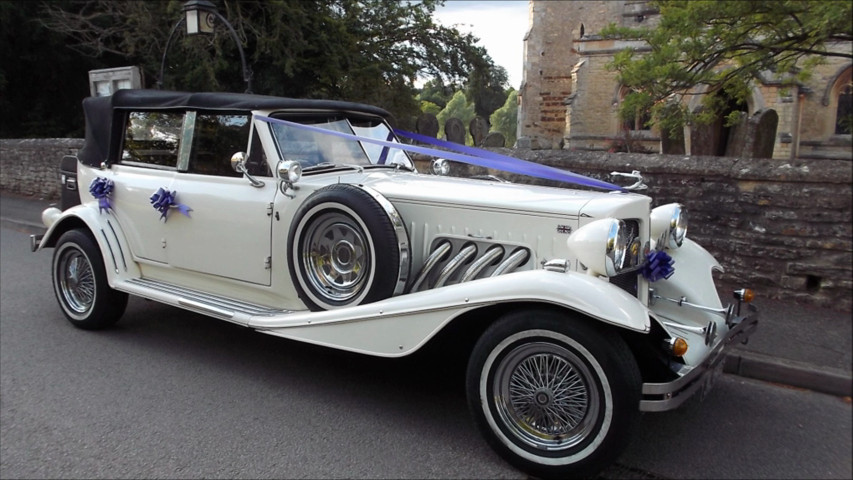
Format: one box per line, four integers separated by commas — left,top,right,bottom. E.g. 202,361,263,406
165,112,276,286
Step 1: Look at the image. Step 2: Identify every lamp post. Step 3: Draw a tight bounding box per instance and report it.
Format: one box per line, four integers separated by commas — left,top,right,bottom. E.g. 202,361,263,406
157,0,253,93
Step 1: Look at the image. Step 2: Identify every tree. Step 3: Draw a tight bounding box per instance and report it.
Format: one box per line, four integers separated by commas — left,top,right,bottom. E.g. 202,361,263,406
489,89,518,147
0,0,114,137
29,0,495,133
602,0,853,136
437,90,475,143
417,78,454,110
464,51,509,118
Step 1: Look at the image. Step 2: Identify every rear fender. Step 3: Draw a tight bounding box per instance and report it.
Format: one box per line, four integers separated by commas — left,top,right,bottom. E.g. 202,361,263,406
37,203,140,283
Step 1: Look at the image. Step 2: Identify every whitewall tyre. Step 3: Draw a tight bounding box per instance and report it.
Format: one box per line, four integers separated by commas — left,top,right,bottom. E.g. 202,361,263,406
288,184,409,311
51,229,128,329
466,309,642,479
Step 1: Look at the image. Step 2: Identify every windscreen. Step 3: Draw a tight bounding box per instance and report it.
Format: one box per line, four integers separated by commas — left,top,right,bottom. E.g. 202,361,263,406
269,115,413,170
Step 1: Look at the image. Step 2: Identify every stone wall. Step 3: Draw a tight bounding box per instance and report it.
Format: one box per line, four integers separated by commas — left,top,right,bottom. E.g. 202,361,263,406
3,138,851,311
1,138,84,199
420,149,853,311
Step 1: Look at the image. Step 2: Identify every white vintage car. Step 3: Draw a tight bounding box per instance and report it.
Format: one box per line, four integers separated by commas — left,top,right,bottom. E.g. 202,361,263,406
32,89,757,479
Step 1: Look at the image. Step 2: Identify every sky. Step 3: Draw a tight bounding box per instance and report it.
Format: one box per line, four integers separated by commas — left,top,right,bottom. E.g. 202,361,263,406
431,1,529,89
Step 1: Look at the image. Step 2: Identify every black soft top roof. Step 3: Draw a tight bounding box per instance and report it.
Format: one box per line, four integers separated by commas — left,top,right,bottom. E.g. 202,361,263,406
78,89,392,167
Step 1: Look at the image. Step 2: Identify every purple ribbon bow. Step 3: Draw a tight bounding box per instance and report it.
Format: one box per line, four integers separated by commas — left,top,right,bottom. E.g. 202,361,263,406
149,187,192,222
89,177,114,214
641,250,675,282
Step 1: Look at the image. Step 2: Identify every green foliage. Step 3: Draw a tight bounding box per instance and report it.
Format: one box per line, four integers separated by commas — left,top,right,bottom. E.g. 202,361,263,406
437,90,475,143
603,0,853,134
464,57,509,118
489,89,518,147
417,78,454,109
420,100,441,116
1,0,499,137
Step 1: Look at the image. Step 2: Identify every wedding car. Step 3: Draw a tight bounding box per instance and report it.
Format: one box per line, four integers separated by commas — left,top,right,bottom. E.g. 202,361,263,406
31,89,757,479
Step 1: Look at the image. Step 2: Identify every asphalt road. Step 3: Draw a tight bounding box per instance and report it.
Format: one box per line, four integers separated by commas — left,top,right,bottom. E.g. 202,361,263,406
2,226,851,479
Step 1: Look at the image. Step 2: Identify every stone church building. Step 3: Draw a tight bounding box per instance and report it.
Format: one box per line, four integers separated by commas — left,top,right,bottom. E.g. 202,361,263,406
517,1,852,161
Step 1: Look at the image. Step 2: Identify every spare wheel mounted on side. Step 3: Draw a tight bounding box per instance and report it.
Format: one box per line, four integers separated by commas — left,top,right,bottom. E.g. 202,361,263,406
288,184,410,311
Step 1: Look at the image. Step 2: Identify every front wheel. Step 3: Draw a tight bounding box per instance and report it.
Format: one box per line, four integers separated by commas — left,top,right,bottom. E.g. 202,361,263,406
466,309,641,479
52,229,128,329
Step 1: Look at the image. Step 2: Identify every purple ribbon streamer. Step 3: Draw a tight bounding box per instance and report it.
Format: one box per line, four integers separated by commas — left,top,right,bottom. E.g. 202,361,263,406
150,188,192,222
254,115,624,192
641,250,675,282
89,177,113,214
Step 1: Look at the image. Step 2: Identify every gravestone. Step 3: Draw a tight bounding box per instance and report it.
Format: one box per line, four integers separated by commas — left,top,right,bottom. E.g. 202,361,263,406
415,113,439,139
747,109,778,159
445,117,466,144
483,132,506,147
469,117,490,146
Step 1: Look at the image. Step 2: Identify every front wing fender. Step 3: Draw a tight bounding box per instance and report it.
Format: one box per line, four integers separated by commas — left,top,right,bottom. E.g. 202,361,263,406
249,269,650,357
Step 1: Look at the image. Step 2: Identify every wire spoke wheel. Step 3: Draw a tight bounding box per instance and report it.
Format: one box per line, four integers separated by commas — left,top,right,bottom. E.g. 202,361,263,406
467,310,641,479
57,248,96,314
51,229,127,329
493,342,599,451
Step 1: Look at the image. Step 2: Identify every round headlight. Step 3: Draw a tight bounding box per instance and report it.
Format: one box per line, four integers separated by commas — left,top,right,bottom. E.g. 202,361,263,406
650,203,688,249
278,160,302,183
567,218,630,277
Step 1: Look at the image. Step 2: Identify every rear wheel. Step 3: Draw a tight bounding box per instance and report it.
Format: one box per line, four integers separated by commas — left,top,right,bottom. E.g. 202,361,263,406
466,309,641,479
52,229,127,329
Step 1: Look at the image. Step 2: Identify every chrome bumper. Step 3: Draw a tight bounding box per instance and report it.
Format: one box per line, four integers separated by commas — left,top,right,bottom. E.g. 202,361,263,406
30,233,43,252
639,303,758,412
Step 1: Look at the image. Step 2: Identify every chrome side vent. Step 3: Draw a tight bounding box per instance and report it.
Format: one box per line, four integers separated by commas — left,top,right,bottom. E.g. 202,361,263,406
410,239,531,292
460,246,504,282
491,248,530,277
434,243,477,288
409,241,452,292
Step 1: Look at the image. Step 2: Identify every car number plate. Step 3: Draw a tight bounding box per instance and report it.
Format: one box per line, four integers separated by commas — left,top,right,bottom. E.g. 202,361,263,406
700,358,725,401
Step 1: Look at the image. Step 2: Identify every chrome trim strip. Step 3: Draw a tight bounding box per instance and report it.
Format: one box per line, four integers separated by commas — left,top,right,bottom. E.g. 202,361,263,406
410,241,452,292
99,229,119,274
460,245,504,282
358,185,410,296
127,278,290,317
106,219,127,272
178,298,235,319
639,303,758,412
434,243,477,288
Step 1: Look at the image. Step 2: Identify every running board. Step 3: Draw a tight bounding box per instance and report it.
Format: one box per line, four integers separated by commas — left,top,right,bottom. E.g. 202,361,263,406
124,278,293,322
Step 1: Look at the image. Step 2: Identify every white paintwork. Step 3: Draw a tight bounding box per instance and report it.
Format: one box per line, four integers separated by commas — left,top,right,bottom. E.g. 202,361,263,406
649,238,729,366
37,105,737,364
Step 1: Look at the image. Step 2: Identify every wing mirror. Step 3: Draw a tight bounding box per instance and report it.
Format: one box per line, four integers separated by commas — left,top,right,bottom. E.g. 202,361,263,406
230,152,265,188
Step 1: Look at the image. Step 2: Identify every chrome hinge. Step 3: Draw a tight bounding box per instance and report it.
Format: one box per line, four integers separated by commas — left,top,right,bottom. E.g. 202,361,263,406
264,256,272,269
266,203,274,216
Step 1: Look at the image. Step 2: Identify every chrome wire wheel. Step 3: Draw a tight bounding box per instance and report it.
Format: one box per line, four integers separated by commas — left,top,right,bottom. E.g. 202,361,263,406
301,211,371,303
56,247,96,315
493,341,599,451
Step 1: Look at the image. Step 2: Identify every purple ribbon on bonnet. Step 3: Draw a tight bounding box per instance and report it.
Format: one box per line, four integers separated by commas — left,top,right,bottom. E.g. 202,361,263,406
150,188,192,222
641,250,675,282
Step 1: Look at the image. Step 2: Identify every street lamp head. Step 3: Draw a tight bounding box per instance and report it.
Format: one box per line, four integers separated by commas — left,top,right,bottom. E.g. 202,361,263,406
183,0,217,35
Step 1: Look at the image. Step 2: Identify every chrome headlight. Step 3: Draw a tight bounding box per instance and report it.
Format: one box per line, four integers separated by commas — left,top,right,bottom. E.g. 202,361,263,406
650,203,687,249
567,218,630,277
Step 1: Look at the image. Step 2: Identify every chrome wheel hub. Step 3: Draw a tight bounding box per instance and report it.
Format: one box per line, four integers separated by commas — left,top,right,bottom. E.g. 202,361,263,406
303,212,370,302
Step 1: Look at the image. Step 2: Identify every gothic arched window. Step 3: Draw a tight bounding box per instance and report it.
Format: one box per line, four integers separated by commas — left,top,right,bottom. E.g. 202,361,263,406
835,83,852,135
